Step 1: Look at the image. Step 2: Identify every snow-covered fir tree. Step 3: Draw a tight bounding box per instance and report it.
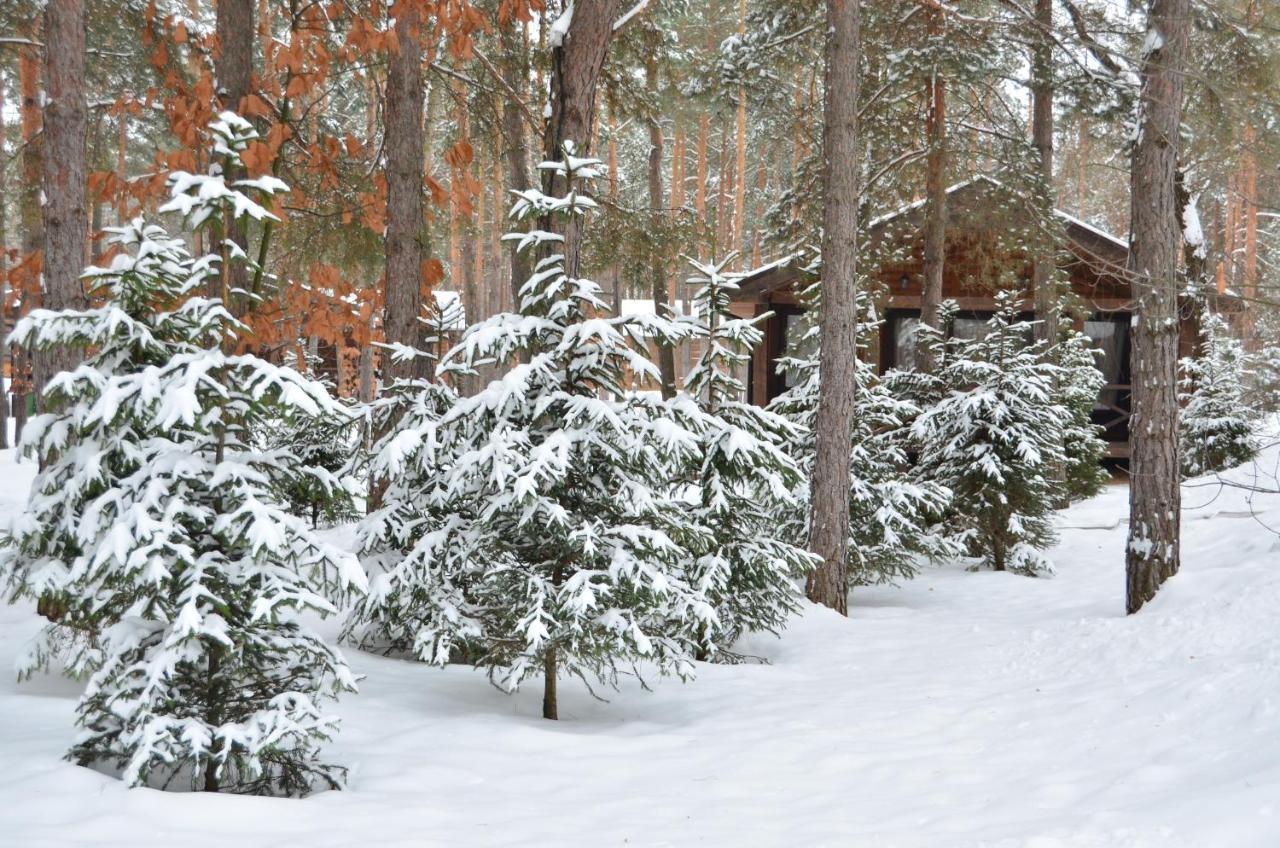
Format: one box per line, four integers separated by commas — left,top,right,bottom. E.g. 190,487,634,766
0,114,366,795
666,254,816,656
1244,308,1280,414
346,148,720,719
1053,328,1110,501
1180,310,1257,476
769,281,955,587
911,292,1066,575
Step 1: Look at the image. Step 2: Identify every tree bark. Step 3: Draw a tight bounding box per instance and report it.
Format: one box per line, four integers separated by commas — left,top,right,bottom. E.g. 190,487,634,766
917,2,946,372
1030,0,1067,505
695,111,709,259
383,1,426,385
35,0,90,411
646,52,677,398
1126,0,1188,615
500,20,533,309
214,0,253,308
0,74,10,450
15,14,43,444
540,0,620,279
1030,0,1058,349
542,645,558,720
733,0,748,269
806,0,861,616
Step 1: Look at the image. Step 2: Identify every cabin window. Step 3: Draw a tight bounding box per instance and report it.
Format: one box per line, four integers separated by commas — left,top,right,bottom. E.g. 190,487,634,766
1083,319,1127,390
782,312,806,388
885,310,1033,372
951,317,990,341
1083,315,1132,443
892,317,920,371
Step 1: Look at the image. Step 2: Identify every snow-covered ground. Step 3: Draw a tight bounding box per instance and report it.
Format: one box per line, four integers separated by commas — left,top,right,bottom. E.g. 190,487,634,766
3,439,1280,847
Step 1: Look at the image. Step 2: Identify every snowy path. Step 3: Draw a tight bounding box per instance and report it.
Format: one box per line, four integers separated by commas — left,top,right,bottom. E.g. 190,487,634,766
2,446,1280,847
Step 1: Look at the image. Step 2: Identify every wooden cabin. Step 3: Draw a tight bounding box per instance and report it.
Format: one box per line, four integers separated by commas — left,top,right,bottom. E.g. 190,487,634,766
732,177,1226,459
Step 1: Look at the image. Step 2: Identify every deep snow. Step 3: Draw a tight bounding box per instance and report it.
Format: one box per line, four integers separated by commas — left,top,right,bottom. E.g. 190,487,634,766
2,436,1280,847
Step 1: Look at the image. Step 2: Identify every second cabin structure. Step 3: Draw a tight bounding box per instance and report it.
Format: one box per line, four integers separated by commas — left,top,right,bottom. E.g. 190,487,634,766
731,177,1225,459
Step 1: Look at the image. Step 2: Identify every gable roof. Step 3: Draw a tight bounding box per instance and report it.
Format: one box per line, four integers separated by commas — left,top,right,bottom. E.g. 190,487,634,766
733,176,1130,300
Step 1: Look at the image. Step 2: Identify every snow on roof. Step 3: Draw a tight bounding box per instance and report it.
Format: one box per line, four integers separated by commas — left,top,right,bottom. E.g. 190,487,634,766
1053,210,1129,250
727,252,804,282
866,174,1129,251
865,175,1005,230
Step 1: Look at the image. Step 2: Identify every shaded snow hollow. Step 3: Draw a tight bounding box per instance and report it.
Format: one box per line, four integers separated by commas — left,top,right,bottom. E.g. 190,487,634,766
3,433,1280,847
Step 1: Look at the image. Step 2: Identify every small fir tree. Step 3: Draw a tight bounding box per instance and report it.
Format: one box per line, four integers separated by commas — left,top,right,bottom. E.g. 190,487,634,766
1244,309,1280,413
1180,311,1257,476
770,283,956,587
669,254,816,656
346,148,719,719
0,114,366,795
1053,329,1111,501
911,293,1066,575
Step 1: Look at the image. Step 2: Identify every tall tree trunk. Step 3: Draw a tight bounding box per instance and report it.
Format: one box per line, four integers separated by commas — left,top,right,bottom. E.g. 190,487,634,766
807,0,861,616
534,3,619,719
0,74,10,450
540,0,620,279
1030,0,1057,348
695,112,709,259
214,0,253,308
715,127,731,257
383,1,426,385
646,53,677,398
733,0,748,269
1126,0,1188,615
37,0,89,409
917,2,946,372
500,20,533,308
1242,123,1258,339
16,14,43,444
1030,0,1066,503
607,105,623,311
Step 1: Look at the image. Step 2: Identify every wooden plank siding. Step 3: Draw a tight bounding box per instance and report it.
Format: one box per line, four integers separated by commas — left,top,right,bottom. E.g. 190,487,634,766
730,178,1232,460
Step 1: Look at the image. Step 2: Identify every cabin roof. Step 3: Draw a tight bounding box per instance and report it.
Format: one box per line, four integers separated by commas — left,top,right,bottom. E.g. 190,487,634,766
733,176,1131,301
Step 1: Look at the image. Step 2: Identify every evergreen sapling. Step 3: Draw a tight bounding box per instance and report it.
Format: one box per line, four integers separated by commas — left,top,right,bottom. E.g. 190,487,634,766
0,113,366,795
1180,310,1257,476
911,292,1065,575
346,147,720,719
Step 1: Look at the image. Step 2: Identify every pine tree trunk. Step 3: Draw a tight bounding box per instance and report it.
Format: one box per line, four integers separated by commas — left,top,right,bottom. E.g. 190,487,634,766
1030,0,1057,349
500,20,532,309
16,15,42,444
1242,123,1258,339
695,112,709,259
541,0,619,279
1126,0,1188,615
807,0,861,616
733,0,748,268
1030,0,1066,504
214,0,253,309
383,2,425,385
607,107,623,309
542,645,558,720
918,3,946,372
646,54,677,398
0,73,10,451
36,0,89,412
